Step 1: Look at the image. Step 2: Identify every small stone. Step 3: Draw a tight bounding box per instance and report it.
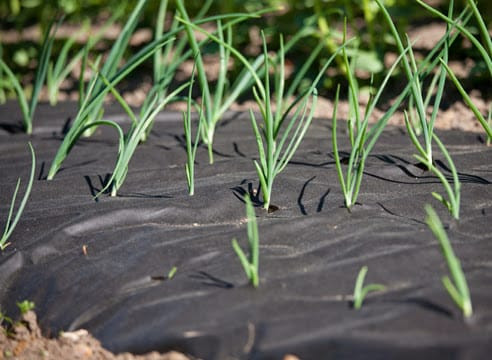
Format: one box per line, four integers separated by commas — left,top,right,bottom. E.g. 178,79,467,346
283,355,301,360
60,329,89,342
73,343,93,358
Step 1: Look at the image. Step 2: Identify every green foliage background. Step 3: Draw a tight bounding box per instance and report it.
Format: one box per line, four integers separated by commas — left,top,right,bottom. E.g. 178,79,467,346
1,0,490,99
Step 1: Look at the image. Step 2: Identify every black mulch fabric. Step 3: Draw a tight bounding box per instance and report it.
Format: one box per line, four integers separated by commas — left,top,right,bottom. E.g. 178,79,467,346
1,102,491,359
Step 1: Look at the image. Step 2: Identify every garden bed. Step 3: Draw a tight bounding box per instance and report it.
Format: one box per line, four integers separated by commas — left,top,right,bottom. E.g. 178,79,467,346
1,101,491,359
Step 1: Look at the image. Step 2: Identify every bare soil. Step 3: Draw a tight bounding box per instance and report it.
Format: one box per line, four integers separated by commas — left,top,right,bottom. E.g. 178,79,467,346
1,312,301,360
0,311,192,360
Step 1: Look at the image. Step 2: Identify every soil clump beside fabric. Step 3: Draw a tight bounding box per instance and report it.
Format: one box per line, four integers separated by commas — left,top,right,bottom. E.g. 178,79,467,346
0,310,191,360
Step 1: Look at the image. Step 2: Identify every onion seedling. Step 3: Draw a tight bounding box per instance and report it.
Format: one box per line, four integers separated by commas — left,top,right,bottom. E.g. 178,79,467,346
249,32,322,211
375,0,458,169
183,64,204,196
176,5,327,166
416,0,492,78
0,18,60,134
176,0,267,164
414,134,461,220
332,23,411,210
81,0,149,137
46,7,124,106
425,205,472,318
47,7,267,181
138,0,212,143
1,143,36,251
167,266,177,280
352,266,385,310
232,195,259,288
403,32,449,167
46,34,176,181
176,15,356,210
440,61,492,144
89,63,190,197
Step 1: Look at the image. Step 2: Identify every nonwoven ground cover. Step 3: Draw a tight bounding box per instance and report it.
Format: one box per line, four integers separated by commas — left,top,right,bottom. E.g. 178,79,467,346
1,102,492,359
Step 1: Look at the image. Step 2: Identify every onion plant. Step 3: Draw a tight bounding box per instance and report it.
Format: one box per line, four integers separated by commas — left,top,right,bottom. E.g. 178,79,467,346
177,3,328,165
425,205,472,318
47,3,269,181
0,19,60,134
167,266,177,280
232,195,259,288
249,33,321,211
416,0,492,78
80,0,149,137
332,24,411,210
440,61,492,145
352,266,385,310
46,35,177,180
413,134,461,220
176,15,349,210
1,142,36,251
0,44,8,104
138,0,212,143
403,32,449,167
46,8,124,106
375,0,459,169
383,0,491,145
176,0,267,164
87,63,190,197
183,65,204,196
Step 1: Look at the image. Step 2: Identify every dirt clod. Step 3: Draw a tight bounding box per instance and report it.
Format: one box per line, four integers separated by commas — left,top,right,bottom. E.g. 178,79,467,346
0,311,192,360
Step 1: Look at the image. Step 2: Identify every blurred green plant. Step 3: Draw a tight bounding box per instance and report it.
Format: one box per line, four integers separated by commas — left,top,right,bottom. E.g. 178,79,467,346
2,0,489,98
0,18,60,134
416,0,492,144
16,300,35,315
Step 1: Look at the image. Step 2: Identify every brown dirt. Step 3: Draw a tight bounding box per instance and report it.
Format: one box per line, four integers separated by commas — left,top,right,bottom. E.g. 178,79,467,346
1,312,301,360
0,311,192,360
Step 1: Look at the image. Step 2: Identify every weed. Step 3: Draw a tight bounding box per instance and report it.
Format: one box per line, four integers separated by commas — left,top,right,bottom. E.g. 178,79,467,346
16,300,35,315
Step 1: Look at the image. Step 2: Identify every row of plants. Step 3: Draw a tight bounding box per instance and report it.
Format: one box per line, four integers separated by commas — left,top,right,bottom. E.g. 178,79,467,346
1,0,488,324
233,195,473,318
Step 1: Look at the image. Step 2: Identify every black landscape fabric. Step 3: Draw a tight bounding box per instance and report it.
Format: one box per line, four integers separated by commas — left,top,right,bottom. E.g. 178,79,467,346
1,102,492,360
